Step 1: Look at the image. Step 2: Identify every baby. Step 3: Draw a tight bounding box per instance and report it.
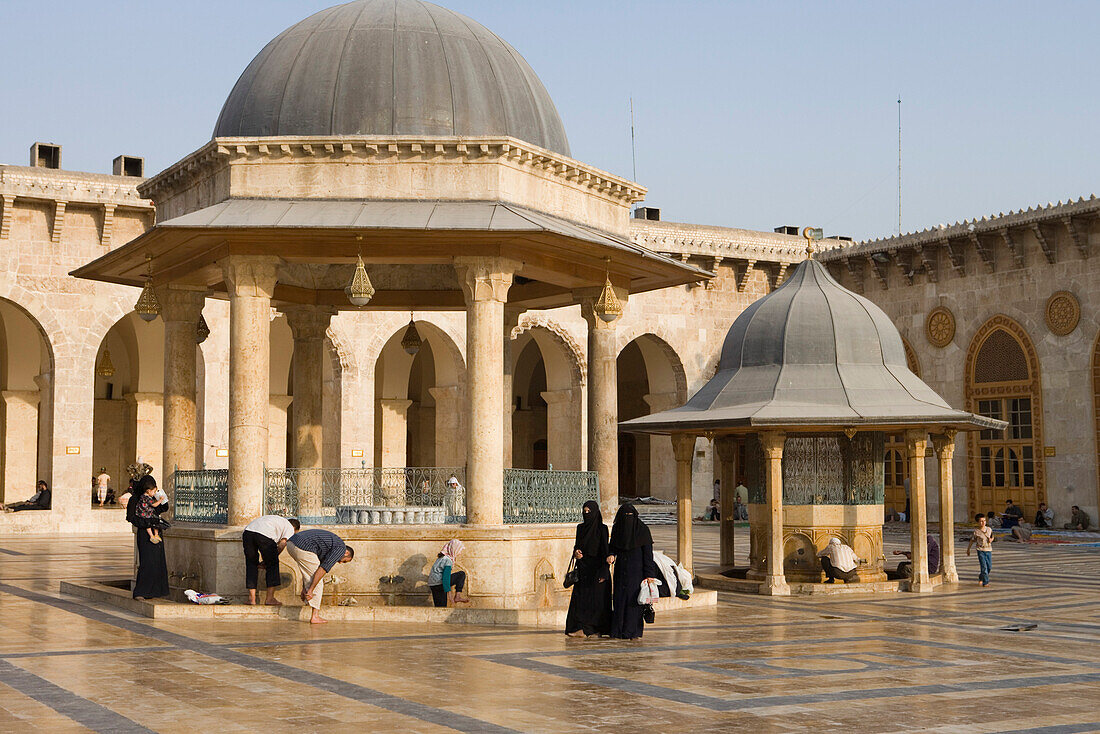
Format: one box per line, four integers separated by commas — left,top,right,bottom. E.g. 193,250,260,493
135,482,169,544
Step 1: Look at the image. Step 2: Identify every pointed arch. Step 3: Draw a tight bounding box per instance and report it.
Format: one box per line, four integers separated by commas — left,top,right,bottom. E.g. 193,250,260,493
964,315,1045,520
902,336,921,378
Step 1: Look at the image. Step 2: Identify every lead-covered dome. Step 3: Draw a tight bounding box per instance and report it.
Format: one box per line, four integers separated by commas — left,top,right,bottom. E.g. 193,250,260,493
621,258,1000,432
213,0,571,156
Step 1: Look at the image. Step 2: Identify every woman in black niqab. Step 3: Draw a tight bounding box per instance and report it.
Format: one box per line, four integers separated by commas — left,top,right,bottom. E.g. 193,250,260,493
564,500,611,637
127,475,170,600
608,503,659,640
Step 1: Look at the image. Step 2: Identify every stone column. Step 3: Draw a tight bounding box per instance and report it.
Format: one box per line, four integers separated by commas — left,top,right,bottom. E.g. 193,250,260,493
1,390,39,504
267,396,292,468
579,287,627,518
761,431,790,596
932,430,959,583
124,392,163,476
672,433,696,572
33,372,53,488
283,306,334,519
502,307,523,468
455,257,517,525
906,429,932,593
541,388,581,470
222,256,279,526
715,436,737,567
158,286,207,503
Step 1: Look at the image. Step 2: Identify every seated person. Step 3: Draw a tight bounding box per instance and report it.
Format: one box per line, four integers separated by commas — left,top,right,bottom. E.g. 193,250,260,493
427,539,470,607
1,481,52,512
702,499,720,521
893,534,940,577
1005,523,1033,542
985,509,1001,528
1064,506,1091,531
1000,499,1024,529
1034,502,1054,528
817,538,860,584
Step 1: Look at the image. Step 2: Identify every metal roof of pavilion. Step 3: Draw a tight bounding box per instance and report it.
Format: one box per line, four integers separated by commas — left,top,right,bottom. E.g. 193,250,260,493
621,258,1004,435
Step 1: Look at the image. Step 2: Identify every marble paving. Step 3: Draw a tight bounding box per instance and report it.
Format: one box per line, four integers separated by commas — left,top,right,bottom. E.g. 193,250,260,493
0,525,1098,732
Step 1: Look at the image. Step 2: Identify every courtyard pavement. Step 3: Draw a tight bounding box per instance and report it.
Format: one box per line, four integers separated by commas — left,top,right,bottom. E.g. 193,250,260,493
0,525,1098,732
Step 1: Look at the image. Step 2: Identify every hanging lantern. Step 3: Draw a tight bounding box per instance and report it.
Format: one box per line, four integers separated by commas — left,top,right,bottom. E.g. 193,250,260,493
345,254,375,307
134,254,160,322
592,275,623,323
401,320,422,355
195,314,210,345
96,348,115,378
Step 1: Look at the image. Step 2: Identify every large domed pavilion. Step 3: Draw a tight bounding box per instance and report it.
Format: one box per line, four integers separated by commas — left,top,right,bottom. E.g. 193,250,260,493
622,254,1004,594
72,0,706,612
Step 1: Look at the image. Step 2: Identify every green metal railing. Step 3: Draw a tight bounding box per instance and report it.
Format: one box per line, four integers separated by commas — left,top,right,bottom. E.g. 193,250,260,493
502,468,599,524
264,466,466,524
172,467,229,524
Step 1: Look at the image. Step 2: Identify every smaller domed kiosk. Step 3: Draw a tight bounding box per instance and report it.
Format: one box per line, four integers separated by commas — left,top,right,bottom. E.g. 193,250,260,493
621,252,1004,594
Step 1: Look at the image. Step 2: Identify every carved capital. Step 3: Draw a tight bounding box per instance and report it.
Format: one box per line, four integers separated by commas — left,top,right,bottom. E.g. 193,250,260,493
454,256,519,304
931,429,958,457
714,436,736,463
281,305,335,342
156,285,208,323
220,255,280,299
672,434,696,463
760,431,786,459
905,429,928,458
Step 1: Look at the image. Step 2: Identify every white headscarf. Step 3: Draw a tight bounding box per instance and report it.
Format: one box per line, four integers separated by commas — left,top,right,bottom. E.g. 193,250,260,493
818,538,859,573
441,539,465,561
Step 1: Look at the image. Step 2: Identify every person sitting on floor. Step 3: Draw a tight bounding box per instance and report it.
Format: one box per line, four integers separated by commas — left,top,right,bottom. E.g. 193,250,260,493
428,539,470,607
1064,506,1091,531
1000,499,1024,529
893,534,940,577
817,538,860,584
701,499,720,521
1034,502,1054,528
1,481,52,512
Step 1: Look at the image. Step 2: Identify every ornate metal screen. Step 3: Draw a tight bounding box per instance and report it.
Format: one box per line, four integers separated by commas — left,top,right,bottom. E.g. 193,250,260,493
173,468,229,524
264,467,466,524
502,468,599,524
742,432,884,506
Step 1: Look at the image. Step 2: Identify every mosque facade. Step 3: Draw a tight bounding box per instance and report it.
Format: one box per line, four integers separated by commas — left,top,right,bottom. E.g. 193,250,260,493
0,0,1095,544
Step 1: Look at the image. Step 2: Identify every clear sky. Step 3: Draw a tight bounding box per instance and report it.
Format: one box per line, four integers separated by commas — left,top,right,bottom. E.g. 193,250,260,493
2,1,1097,241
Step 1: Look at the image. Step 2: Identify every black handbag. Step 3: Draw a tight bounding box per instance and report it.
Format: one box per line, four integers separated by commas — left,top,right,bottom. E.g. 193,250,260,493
642,604,655,624
563,558,580,588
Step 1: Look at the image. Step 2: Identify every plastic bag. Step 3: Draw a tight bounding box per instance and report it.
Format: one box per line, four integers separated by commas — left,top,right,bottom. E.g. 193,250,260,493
637,578,660,605
184,589,227,605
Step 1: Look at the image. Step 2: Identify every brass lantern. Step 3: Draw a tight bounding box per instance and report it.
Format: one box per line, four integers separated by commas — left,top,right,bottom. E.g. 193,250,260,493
134,254,160,322
345,254,375,307
592,275,623,323
401,320,422,355
96,348,115,378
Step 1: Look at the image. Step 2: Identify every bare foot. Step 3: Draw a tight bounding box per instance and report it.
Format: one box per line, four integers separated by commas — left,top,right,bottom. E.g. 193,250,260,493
265,600,283,606
309,613,328,624
247,599,257,606
454,594,470,603
565,630,585,637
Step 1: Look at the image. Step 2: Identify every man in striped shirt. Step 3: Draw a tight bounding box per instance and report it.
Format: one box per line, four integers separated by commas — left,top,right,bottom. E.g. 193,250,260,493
285,529,354,624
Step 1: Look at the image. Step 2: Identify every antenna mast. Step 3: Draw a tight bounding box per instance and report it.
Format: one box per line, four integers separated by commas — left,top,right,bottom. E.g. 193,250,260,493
897,96,902,235
630,96,638,183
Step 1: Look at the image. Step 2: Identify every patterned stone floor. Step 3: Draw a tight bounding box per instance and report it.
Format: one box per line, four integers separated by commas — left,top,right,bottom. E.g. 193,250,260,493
0,525,1098,732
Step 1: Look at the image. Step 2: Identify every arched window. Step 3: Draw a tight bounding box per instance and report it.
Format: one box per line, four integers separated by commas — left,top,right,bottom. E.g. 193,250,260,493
883,438,908,515
965,316,1044,519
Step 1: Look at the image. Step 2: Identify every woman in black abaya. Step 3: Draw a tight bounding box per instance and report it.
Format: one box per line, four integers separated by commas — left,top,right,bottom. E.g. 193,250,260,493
126,474,170,600
565,500,611,637
608,503,659,640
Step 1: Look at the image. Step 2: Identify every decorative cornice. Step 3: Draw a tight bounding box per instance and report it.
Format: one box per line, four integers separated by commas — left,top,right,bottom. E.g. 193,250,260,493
629,219,807,266
138,136,648,207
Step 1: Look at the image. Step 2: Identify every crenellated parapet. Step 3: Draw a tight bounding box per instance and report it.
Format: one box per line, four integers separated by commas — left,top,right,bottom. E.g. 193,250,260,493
819,196,1099,290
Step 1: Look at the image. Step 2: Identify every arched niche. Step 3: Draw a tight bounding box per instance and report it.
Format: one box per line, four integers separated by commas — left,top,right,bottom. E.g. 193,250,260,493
0,298,54,505
617,333,689,499
964,315,1045,520
510,323,584,470
373,320,466,468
